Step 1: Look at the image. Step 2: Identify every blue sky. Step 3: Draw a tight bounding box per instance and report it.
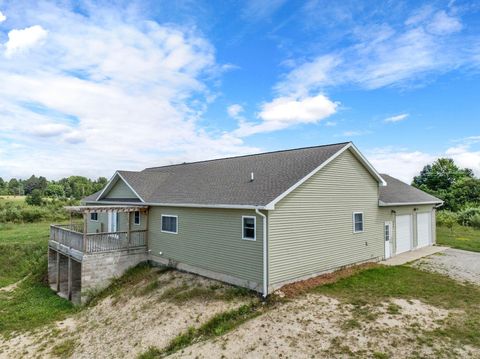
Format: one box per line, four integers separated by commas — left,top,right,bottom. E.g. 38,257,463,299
0,0,479,181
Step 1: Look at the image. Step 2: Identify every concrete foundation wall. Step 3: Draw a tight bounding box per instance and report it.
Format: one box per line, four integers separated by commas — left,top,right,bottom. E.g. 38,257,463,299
81,248,148,302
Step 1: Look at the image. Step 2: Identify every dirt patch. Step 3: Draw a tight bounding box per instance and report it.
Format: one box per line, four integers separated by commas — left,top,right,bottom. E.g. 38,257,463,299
279,263,378,298
0,270,254,359
0,276,28,293
171,293,476,359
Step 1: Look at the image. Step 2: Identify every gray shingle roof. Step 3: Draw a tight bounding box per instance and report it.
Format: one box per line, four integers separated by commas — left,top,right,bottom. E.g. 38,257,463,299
94,142,351,207
379,174,443,205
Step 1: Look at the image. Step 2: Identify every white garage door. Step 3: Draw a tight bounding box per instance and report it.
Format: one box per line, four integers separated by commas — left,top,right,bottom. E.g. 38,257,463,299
417,212,432,248
396,215,412,254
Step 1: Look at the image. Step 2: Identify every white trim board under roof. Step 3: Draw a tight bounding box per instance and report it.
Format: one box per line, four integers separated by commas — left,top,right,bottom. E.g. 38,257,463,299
96,171,145,203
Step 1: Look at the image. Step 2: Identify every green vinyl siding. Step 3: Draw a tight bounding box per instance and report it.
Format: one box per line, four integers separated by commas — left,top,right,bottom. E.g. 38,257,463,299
148,207,264,284
85,206,147,233
102,178,138,199
268,149,384,286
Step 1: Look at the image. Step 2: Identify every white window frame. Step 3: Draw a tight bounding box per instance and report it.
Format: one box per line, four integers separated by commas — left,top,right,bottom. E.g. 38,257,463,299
133,211,141,226
90,212,98,222
353,212,364,233
242,216,256,241
161,214,178,234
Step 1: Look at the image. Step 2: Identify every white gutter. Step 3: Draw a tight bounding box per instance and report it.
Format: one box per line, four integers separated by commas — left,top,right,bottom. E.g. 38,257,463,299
255,208,268,298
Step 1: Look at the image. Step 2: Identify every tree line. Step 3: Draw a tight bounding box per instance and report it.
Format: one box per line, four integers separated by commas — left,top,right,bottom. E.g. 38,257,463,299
0,175,108,200
412,158,480,228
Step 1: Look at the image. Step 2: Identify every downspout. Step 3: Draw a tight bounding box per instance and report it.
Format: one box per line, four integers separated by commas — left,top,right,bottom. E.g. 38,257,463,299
255,208,268,298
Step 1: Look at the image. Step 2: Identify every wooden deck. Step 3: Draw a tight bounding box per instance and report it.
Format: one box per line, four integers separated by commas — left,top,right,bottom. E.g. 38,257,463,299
50,224,147,254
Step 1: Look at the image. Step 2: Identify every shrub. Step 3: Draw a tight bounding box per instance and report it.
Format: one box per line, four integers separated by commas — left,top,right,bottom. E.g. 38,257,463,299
436,211,457,230
470,214,480,229
457,207,480,226
20,207,46,223
25,189,43,206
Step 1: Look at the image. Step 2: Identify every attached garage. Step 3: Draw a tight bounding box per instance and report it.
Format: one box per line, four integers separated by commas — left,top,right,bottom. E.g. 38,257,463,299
395,214,413,254
417,212,432,248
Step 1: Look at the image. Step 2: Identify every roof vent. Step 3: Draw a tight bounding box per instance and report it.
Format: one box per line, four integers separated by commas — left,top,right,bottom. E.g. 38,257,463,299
250,172,255,182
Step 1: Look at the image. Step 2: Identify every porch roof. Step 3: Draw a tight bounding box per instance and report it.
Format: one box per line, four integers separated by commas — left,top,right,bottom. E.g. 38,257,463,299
64,205,149,213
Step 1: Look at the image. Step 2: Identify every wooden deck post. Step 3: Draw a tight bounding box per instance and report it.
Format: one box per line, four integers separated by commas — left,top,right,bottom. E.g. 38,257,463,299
67,257,72,301
56,251,60,292
127,211,131,250
145,209,149,248
83,211,87,252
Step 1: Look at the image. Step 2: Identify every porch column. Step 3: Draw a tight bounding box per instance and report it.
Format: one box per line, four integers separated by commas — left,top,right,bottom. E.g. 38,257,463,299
127,211,131,250
145,209,149,248
83,211,87,252
56,251,60,292
67,257,72,301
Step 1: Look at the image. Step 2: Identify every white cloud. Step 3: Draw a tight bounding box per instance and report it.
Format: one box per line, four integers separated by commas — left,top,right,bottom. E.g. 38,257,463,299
233,94,338,137
342,130,370,137
227,104,244,118
384,113,409,123
242,0,287,21
4,25,48,57
275,9,470,91
325,121,337,127
0,3,257,179
0,11,6,23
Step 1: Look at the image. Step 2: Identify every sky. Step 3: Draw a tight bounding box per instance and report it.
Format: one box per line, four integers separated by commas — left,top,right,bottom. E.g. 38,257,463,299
0,0,479,183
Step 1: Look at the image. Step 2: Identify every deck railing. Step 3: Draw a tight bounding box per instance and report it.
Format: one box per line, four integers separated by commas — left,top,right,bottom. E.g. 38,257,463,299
50,225,147,253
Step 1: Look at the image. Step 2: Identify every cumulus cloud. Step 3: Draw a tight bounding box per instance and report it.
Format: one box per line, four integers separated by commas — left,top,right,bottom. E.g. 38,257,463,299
0,11,6,23
4,25,48,57
384,113,409,123
227,104,244,118
234,94,338,137
0,3,257,179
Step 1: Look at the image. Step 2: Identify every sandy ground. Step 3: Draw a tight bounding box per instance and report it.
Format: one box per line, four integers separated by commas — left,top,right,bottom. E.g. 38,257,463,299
412,248,480,285
172,294,477,359
0,270,252,359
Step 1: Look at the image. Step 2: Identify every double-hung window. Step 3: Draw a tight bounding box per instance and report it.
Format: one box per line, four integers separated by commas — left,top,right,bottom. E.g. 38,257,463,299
161,215,178,234
353,212,364,233
90,212,98,221
134,211,140,225
242,216,256,241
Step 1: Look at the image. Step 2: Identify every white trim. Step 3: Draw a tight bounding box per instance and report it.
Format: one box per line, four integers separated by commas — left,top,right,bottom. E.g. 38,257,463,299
242,216,256,241
265,143,386,210
353,211,364,233
90,200,268,210
133,210,141,226
161,214,178,234
90,212,98,222
96,171,145,203
255,208,268,297
379,200,443,206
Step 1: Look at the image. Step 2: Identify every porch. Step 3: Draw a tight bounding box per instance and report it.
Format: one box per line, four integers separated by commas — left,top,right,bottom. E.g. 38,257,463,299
48,205,150,304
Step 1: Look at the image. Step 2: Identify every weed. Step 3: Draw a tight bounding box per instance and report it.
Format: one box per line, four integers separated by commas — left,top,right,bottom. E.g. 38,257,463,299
51,339,77,358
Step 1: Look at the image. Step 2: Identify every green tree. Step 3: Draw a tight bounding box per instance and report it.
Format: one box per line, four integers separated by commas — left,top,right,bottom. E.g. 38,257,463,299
25,189,43,206
45,183,65,198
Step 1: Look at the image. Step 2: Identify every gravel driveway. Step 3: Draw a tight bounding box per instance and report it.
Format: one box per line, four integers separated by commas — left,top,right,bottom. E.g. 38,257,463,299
412,248,480,285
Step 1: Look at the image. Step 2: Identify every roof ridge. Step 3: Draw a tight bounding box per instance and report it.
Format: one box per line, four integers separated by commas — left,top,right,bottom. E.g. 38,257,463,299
143,141,351,171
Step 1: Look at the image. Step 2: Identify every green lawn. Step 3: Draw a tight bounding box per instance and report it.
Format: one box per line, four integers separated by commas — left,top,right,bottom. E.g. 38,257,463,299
315,265,480,349
437,224,480,252
0,221,76,336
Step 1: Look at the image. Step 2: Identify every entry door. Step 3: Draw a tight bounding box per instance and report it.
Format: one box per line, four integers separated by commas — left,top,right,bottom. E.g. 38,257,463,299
384,221,393,259
417,212,432,248
108,212,118,232
396,215,412,254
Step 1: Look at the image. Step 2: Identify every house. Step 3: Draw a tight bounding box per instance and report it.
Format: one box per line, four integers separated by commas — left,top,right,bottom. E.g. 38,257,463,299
48,142,442,303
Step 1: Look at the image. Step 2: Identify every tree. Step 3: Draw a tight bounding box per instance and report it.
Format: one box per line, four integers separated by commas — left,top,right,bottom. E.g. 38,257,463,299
0,177,5,195
25,189,43,206
45,183,65,198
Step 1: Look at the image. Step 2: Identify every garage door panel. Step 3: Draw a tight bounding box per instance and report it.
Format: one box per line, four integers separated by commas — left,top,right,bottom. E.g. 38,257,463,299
417,212,432,248
396,215,412,254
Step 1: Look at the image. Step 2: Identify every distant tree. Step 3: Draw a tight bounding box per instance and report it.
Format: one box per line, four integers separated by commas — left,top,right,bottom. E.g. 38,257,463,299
0,177,5,195
8,178,20,196
45,183,65,198
25,189,43,206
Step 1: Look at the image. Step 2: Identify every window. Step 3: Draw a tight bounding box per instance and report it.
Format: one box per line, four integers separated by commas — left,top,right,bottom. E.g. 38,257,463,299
242,216,256,241
134,211,140,225
384,223,391,241
90,212,98,221
353,212,364,233
161,215,178,234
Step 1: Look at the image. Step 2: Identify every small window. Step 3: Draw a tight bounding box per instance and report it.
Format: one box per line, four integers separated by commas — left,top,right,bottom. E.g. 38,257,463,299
90,213,98,221
161,215,178,234
242,216,256,241
353,212,364,233
134,211,140,225
385,223,390,241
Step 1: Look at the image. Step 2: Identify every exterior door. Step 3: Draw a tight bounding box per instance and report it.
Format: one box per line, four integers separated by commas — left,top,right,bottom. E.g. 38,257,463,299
108,212,118,232
395,215,412,254
417,212,432,248
384,221,392,259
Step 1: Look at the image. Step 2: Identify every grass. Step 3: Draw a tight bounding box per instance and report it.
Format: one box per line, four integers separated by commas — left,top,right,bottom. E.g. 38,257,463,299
437,224,480,252
51,338,77,358
137,302,263,358
314,265,480,348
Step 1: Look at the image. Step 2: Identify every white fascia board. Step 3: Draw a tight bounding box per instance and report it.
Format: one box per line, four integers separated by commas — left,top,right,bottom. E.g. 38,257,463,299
94,200,267,210
379,200,444,206
95,171,145,203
